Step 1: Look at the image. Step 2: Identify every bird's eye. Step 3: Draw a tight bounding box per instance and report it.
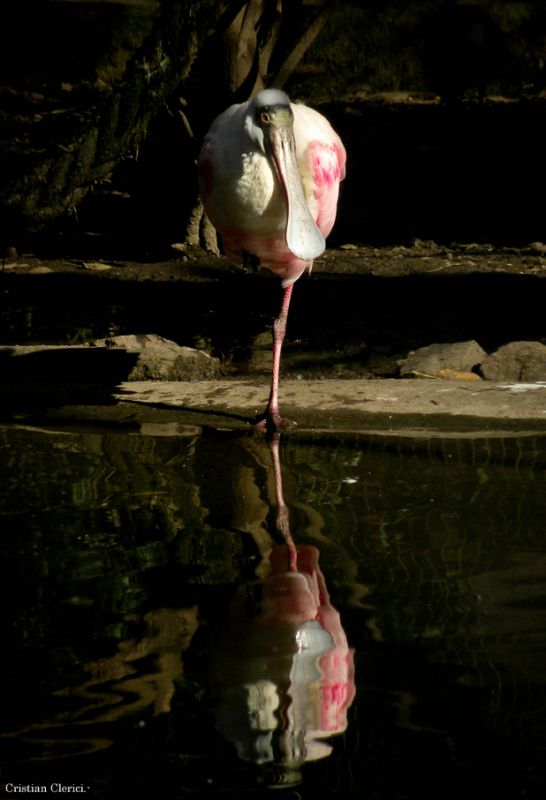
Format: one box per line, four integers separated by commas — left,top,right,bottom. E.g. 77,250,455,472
260,111,271,124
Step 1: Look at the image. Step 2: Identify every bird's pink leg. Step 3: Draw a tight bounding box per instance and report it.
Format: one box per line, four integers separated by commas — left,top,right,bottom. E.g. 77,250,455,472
256,283,294,433
268,284,293,421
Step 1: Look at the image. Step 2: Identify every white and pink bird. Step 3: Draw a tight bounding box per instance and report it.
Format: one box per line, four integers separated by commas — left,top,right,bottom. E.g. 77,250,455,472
198,88,346,432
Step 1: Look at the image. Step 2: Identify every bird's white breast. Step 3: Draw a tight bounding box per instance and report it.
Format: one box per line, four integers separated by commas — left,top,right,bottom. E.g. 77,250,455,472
236,151,277,219
200,107,288,236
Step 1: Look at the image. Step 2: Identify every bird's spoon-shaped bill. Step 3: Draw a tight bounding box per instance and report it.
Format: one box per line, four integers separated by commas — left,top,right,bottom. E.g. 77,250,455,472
267,125,326,261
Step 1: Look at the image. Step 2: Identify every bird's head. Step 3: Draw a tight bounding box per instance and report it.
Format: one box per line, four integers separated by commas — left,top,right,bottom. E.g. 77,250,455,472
246,89,294,153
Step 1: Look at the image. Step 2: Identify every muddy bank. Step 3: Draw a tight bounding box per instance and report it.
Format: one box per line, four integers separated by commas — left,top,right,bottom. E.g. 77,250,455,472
4,241,546,280
2,244,546,374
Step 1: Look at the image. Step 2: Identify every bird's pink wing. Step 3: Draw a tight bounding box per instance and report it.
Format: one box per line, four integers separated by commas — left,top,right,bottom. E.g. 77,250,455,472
293,105,346,238
309,138,346,237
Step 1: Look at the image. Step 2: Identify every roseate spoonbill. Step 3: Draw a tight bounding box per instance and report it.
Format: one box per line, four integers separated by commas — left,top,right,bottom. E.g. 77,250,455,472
198,88,346,432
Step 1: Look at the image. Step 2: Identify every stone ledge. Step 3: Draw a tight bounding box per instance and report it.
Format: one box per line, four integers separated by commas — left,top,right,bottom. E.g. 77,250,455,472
113,378,546,435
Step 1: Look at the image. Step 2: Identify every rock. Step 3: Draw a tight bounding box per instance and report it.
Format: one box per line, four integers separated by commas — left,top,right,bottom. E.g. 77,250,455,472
249,331,273,374
398,340,486,378
94,334,221,381
480,341,546,381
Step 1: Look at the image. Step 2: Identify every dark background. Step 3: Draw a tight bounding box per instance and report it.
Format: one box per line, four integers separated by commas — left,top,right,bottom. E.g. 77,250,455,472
1,0,545,254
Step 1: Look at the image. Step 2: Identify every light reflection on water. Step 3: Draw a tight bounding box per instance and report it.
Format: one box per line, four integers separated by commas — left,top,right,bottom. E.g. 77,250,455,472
0,423,545,798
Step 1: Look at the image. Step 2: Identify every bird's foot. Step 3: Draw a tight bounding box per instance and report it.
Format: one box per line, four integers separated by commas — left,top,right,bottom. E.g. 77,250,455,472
253,410,297,435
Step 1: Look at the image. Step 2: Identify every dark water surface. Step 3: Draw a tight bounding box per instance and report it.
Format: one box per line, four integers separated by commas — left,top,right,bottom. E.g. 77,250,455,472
1,423,545,799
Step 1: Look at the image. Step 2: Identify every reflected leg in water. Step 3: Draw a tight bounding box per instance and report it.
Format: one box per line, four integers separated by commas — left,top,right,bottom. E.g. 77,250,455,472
209,432,355,785
269,431,297,571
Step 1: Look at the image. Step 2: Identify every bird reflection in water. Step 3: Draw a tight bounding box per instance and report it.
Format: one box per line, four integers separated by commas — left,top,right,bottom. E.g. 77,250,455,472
209,433,355,785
